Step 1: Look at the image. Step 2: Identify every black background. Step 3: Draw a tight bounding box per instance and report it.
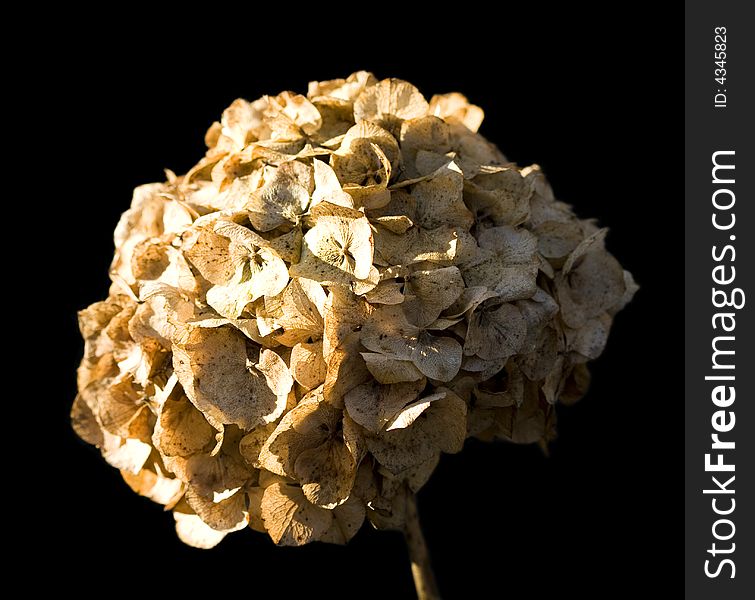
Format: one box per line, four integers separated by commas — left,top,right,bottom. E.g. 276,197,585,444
45,7,682,598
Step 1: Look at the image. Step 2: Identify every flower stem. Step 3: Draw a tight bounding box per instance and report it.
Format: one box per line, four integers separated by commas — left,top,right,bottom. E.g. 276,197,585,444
404,493,441,600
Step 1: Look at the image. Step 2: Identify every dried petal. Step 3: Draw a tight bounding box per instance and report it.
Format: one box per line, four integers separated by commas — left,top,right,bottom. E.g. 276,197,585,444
290,204,375,287
331,121,399,183
403,266,464,327
121,463,184,507
153,392,216,458
266,277,326,346
312,159,354,208
173,327,292,430
411,162,473,230
361,353,424,384
174,505,228,549
556,230,626,328
466,299,528,361
186,487,249,532
245,161,313,232
428,92,484,132
290,341,327,390
354,78,429,131
261,482,333,546
366,390,466,474
344,379,426,433
320,494,366,544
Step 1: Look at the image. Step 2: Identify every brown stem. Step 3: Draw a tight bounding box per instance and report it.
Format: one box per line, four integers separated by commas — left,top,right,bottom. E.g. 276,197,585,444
404,493,441,600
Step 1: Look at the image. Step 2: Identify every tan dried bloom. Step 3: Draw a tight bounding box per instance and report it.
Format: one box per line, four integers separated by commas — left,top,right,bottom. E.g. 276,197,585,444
72,72,636,598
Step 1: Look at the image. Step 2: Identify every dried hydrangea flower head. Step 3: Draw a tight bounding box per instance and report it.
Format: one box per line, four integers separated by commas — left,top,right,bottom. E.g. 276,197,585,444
72,72,636,599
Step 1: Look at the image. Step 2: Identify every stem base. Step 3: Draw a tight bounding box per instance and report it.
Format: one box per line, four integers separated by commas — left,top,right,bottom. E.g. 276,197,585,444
404,493,441,600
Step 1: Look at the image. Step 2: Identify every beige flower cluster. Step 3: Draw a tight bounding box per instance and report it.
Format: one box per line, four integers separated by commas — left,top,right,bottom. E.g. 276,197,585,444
72,72,636,549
